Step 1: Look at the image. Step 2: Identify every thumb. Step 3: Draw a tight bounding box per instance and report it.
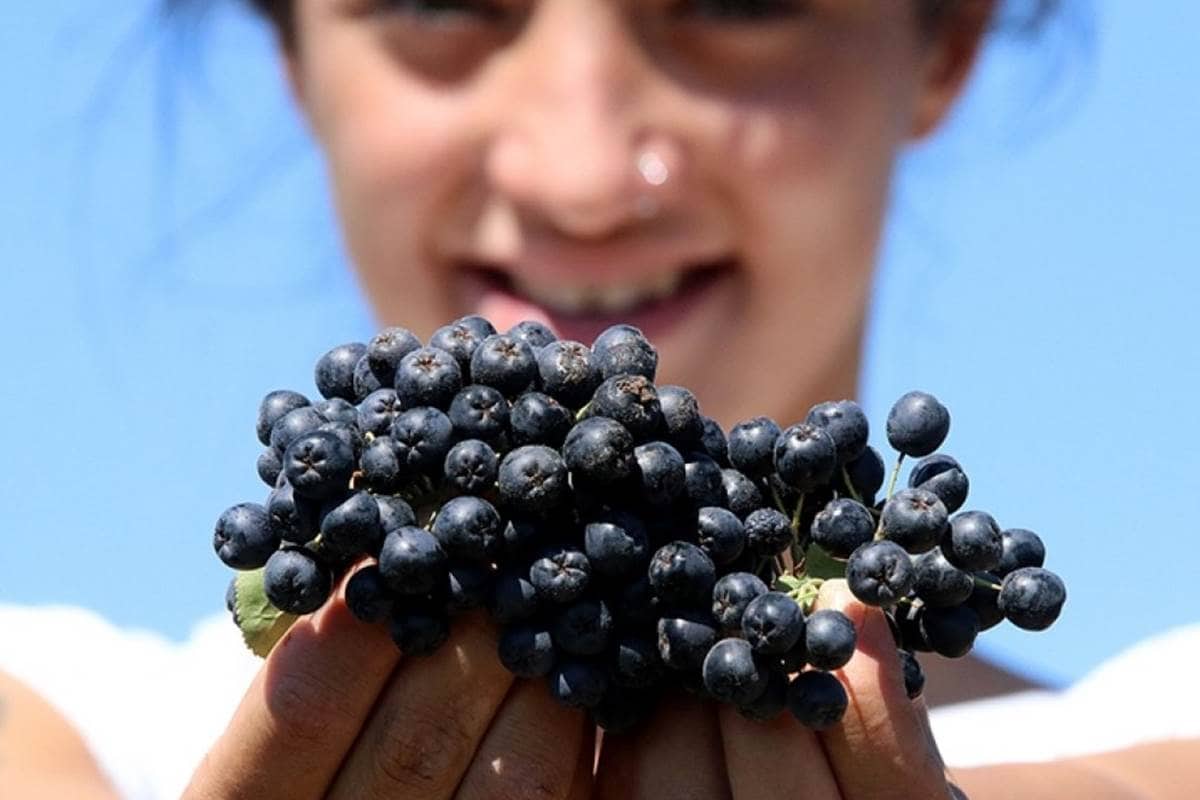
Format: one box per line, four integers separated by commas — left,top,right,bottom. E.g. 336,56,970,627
813,579,951,800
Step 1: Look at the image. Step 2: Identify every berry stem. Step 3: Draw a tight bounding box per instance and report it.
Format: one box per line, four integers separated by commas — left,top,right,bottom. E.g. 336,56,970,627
791,494,807,533
841,466,863,504
769,483,789,517
973,574,1003,592
885,453,906,501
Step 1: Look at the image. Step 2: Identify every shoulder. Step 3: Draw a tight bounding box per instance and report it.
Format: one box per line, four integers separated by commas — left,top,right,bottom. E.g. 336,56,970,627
930,622,1200,767
0,604,260,800
0,669,120,799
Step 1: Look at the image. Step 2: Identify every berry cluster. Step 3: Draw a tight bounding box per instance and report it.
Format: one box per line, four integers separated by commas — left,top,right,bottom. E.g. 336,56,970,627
214,317,1066,733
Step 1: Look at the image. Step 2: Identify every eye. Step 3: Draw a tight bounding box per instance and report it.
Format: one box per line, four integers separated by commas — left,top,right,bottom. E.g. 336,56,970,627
371,0,510,24
358,0,524,83
670,0,808,23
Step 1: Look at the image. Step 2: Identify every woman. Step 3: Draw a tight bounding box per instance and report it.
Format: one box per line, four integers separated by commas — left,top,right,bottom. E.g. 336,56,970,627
3,0,1197,797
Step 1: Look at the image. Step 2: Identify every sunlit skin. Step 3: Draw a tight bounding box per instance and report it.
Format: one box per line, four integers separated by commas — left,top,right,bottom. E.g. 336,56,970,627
286,0,968,432
12,2,1200,799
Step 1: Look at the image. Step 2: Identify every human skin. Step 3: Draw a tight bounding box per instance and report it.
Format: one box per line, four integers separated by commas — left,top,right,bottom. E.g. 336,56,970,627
13,1,1200,798
186,2,991,797
282,0,981,432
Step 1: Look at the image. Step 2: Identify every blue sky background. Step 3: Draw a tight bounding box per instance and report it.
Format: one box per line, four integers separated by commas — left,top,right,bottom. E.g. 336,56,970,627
2,1,1197,688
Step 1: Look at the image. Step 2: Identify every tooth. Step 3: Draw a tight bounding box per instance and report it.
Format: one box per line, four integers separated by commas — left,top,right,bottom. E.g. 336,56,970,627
512,277,588,314
595,284,646,314
650,272,682,300
510,270,687,316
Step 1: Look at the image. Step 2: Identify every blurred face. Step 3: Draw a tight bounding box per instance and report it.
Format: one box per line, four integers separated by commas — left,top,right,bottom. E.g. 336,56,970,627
287,0,976,427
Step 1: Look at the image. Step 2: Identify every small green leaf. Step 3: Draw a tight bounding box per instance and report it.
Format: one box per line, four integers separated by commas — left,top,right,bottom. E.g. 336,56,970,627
803,543,846,581
233,569,299,659
773,573,804,593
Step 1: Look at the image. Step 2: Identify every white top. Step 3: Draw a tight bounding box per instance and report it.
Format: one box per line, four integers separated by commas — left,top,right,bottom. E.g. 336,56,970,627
2,604,1198,799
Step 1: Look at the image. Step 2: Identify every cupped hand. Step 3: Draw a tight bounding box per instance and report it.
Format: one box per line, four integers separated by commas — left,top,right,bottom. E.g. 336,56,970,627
594,579,954,800
183,572,593,800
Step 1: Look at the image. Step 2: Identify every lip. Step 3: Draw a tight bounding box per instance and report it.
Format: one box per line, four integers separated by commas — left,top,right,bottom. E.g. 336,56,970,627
457,257,738,346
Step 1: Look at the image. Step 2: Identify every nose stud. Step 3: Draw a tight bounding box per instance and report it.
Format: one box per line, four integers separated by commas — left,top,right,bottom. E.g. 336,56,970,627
634,149,670,220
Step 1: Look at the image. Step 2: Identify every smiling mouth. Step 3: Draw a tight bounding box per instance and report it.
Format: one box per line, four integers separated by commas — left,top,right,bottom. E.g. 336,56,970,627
461,258,737,322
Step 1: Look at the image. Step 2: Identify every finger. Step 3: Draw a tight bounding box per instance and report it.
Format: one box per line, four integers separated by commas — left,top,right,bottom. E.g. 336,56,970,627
594,693,731,800
455,679,590,800
814,579,951,800
565,725,598,800
717,702,843,800
328,612,513,800
183,578,401,800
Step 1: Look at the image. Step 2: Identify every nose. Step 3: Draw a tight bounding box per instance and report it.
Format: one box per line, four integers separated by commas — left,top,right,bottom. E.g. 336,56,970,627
483,5,685,239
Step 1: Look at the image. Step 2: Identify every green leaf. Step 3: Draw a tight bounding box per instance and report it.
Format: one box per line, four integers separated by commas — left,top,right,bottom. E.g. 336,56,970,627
233,569,299,659
773,573,804,593
803,543,846,581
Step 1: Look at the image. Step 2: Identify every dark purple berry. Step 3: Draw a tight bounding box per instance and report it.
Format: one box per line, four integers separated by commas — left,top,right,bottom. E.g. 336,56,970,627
804,609,857,671
508,319,557,350
563,416,636,485
995,528,1046,577
846,540,916,606
744,508,793,557
696,506,746,566
391,407,456,477
908,453,969,513
553,598,613,656
943,510,1003,572
805,399,869,465
774,423,837,492
431,496,502,561
592,324,657,381
634,441,687,507
787,670,848,730
699,416,729,467
395,346,462,410
356,388,404,436
881,488,948,554
810,498,876,559
498,624,556,678
584,510,650,579
315,342,367,402
703,638,768,705
742,592,805,655
214,502,279,570
264,546,333,615
590,374,665,442
367,326,422,387
919,605,980,658
536,340,601,409
912,548,974,608
320,491,383,559
657,611,718,671
345,565,395,624
378,526,448,596
470,334,537,397
998,567,1066,631
282,431,356,500
728,416,782,479
529,546,591,604
257,390,310,447
448,384,510,444
711,572,769,631
648,541,716,606
886,391,950,458
443,439,500,495
497,445,569,517
509,391,572,448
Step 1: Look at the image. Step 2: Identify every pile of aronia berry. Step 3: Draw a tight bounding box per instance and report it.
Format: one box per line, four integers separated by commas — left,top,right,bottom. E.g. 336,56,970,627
214,317,1066,733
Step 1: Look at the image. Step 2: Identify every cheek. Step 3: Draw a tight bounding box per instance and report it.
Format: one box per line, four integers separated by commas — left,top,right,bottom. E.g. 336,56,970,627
303,43,477,261
714,31,920,278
